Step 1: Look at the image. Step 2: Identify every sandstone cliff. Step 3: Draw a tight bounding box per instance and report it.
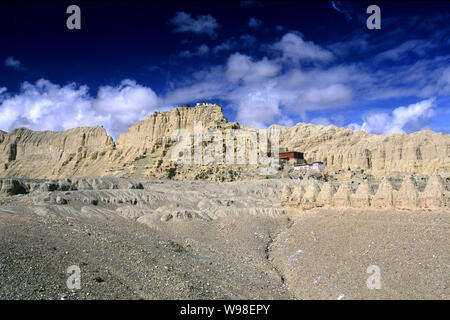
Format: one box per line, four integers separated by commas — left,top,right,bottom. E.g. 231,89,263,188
274,123,449,175
0,103,449,179
0,126,115,178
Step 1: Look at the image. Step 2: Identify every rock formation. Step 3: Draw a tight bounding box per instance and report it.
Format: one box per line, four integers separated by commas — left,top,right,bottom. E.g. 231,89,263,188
282,175,449,211
0,103,449,180
350,180,372,208
315,181,336,207
395,175,419,210
275,123,449,175
301,180,321,209
333,183,352,208
0,126,115,179
289,185,305,206
418,175,447,210
372,178,395,208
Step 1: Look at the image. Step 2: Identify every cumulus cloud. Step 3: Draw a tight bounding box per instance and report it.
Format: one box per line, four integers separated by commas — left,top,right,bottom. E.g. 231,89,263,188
248,17,262,28
0,79,95,134
234,86,281,128
303,84,352,107
374,39,436,62
92,80,160,138
0,79,160,140
272,33,334,64
226,53,280,83
348,98,436,134
213,39,238,54
163,32,355,128
3,29,442,139
179,44,210,58
4,56,22,70
169,12,219,38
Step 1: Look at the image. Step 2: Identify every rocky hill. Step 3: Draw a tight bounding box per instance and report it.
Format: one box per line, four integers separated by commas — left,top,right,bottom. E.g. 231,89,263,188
275,123,449,175
0,103,449,180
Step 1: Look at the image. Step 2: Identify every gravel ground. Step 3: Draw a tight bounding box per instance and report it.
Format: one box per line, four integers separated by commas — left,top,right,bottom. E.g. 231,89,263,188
0,178,448,300
0,212,293,299
271,208,449,300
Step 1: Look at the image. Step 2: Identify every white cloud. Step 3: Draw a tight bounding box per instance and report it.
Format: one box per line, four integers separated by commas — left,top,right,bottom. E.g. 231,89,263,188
302,84,352,106
349,98,436,134
163,33,355,128
272,33,334,64
234,87,281,128
93,80,160,138
0,79,95,134
4,56,22,70
197,44,210,56
0,79,160,140
438,66,450,94
248,17,262,28
169,12,219,38
3,29,443,139
179,44,210,58
213,39,237,53
439,67,450,84
226,53,280,83
374,39,436,62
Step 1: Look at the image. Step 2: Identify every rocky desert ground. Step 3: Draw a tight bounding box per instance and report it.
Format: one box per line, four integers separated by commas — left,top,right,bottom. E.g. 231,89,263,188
0,104,449,300
0,174,448,300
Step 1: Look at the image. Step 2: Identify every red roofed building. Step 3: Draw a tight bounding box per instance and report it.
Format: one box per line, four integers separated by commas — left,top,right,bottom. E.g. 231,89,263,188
278,151,305,165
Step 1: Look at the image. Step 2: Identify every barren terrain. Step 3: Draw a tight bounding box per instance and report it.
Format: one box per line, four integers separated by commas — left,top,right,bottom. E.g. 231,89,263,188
0,177,448,299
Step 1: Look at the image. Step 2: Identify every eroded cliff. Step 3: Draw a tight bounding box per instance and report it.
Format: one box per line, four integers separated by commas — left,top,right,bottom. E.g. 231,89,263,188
0,103,448,179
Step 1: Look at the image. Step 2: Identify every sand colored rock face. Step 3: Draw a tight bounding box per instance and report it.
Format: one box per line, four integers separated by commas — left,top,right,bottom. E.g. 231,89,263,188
418,175,447,210
0,126,115,179
301,180,321,209
333,183,352,208
395,175,419,210
282,175,448,211
315,181,336,207
372,178,395,208
351,180,372,208
289,185,305,206
275,123,450,175
0,103,449,180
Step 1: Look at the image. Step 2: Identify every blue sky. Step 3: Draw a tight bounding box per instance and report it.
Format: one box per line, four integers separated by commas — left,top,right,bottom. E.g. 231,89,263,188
0,1,449,140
